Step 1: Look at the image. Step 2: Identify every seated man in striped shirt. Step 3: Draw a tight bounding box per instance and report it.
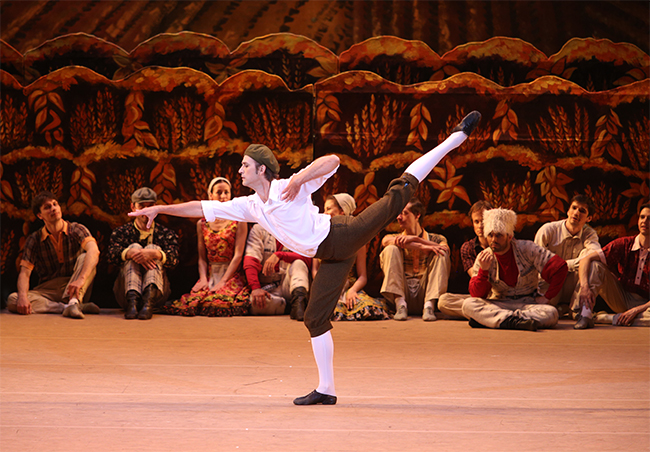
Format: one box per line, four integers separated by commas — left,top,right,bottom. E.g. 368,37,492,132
7,191,100,318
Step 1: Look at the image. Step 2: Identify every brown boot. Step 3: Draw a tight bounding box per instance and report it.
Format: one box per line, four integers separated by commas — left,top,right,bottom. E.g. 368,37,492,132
124,290,140,319
138,284,162,320
289,287,308,321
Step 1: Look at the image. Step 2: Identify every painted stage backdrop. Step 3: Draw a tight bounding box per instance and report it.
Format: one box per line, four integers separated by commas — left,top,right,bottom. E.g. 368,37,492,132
1,33,648,307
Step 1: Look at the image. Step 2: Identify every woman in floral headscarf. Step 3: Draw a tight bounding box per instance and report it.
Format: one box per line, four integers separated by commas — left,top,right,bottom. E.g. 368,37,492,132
163,177,250,316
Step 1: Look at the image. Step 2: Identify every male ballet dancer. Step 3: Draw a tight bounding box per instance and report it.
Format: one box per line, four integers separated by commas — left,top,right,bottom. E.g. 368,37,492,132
130,110,481,405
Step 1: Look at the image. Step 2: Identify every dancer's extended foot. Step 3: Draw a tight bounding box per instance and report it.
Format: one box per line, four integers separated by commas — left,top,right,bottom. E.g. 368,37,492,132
452,111,482,136
293,390,337,405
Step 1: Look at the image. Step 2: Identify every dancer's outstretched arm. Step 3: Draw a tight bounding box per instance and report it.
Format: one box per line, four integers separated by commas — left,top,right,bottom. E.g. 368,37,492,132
129,201,204,228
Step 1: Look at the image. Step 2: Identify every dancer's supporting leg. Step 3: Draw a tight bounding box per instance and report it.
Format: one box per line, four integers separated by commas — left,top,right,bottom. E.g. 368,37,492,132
292,330,337,405
295,110,482,406
312,331,335,395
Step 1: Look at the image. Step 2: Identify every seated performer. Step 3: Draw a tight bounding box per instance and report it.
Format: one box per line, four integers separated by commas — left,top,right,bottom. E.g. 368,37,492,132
573,202,649,328
380,198,450,321
130,110,481,405
107,187,179,320
534,194,601,322
244,223,311,320
438,200,493,319
317,194,389,321
461,208,568,331
7,191,100,318
163,177,250,316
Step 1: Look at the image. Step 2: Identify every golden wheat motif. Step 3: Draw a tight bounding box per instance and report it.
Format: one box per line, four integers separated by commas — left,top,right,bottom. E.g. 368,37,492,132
529,105,590,156
70,90,117,152
105,167,146,215
1,229,16,274
584,183,631,222
344,94,407,158
621,118,649,170
1,95,30,150
241,99,310,154
152,96,204,153
480,172,535,212
14,162,64,209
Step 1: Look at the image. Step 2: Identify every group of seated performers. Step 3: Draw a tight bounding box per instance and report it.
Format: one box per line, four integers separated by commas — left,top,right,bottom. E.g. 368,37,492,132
6,127,649,332
7,184,649,331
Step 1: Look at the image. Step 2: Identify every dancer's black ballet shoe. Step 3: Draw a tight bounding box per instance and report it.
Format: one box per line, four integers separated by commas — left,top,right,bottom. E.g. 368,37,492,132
293,390,337,405
452,110,482,136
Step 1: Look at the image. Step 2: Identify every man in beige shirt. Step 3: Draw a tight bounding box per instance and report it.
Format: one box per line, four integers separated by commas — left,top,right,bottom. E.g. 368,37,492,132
534,194,600,320
380,198,450,321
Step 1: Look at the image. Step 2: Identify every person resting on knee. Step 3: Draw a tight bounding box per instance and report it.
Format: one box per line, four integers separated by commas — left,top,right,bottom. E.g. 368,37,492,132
380,198,450,322
107,187,179,320
7,191,100,319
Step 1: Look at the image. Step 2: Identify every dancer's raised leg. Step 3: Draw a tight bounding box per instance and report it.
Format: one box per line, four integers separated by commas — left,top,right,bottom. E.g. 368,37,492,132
405,111,481,183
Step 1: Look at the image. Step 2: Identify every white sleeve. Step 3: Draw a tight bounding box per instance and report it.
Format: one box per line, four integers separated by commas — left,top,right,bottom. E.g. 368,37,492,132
201,196,254,223
288,161,338,200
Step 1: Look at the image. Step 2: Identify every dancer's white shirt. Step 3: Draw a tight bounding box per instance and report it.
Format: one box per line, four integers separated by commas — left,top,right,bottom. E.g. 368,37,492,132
202,162,338,258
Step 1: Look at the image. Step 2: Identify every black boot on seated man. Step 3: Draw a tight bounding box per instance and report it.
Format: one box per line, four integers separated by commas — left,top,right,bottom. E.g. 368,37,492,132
499,315,540,331
138,284,162,320
468,318,488,329
289,287,308,321
124,290,140,319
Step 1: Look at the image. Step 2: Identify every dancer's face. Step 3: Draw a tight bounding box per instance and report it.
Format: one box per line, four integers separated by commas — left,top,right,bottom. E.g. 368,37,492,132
487,231,511,254
210,182,231,202
639,207,650,237
238,156,265,189
324,199,343,217
565,201,591,233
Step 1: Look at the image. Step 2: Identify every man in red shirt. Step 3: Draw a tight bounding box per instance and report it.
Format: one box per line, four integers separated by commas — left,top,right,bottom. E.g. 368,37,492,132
574,202,650,328
461,208,568,331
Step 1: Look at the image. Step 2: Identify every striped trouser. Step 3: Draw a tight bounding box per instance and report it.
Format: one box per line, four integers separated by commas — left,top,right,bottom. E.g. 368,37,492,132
112,243,169,308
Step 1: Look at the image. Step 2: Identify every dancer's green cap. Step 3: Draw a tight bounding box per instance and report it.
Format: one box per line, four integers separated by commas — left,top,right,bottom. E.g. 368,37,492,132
244,144,280,175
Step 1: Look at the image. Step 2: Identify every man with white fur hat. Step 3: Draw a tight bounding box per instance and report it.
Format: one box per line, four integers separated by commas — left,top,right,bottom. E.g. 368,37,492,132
461,208,568,331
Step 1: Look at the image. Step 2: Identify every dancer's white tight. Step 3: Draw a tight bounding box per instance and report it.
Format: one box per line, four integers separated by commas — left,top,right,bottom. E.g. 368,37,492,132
405,131,468,182
311,330,335,396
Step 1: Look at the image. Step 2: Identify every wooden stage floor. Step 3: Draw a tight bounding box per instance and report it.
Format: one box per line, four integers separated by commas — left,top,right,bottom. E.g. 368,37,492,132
1,310,649,452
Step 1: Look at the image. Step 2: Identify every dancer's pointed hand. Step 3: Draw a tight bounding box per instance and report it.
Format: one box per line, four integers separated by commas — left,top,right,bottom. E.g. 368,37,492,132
129,206,158,228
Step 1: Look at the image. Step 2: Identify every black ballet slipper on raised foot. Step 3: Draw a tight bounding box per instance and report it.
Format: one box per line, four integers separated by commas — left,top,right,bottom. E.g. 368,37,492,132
452,111,482,136
293,390,337,406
